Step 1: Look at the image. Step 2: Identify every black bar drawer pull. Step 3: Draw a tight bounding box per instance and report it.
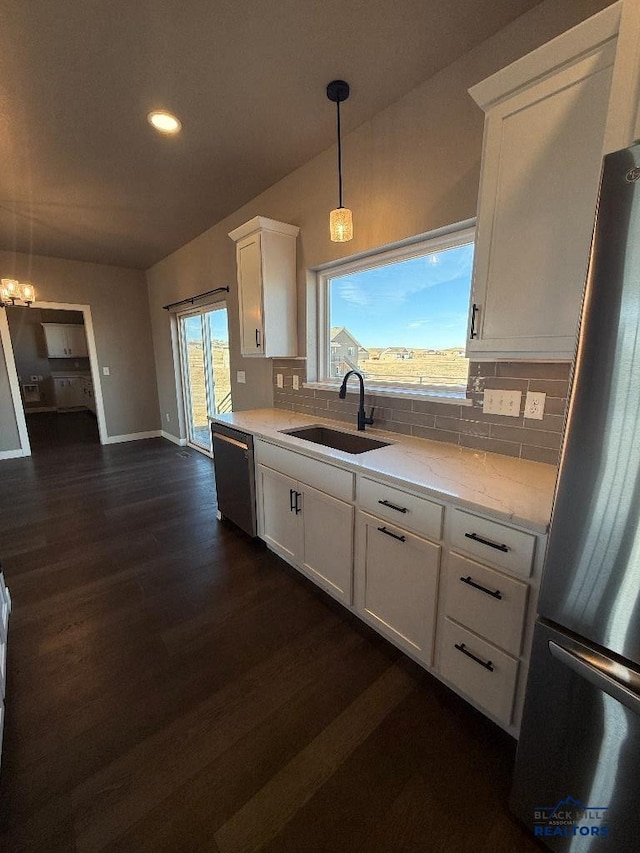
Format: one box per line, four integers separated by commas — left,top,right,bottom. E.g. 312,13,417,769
464,532,509,553
470,303,479,339
289,488,295,513
378,499,408,514
377,526,406,543
294,491,302,514
454,642,494,672
255,328,261,348
460,575,503,600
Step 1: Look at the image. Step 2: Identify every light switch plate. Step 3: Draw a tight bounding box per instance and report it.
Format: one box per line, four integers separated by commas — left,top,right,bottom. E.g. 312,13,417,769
502,390,522,417
102,366,110,376
292,376,300,391
525,391,546,420
483,389,501,415
276,373,284,389
237,370,246,384
483,388,522,416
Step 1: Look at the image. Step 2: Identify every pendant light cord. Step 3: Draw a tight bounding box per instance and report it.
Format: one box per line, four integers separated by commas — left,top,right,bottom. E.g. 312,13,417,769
336,98,343,209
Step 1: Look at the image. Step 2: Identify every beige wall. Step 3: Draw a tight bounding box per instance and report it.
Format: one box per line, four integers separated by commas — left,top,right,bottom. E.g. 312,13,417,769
0,251,160,450
146,0,610,434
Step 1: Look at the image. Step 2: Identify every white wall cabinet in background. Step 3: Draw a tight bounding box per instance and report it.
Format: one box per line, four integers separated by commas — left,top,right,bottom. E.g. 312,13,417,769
228,216,299,358
467,6,621,359
42,323,88,358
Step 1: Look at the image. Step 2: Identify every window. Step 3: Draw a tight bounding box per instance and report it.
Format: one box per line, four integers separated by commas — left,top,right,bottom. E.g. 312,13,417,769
317,223,474,396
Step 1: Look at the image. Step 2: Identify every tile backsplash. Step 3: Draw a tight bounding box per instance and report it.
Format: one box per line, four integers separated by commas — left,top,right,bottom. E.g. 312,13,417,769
272,359,571,466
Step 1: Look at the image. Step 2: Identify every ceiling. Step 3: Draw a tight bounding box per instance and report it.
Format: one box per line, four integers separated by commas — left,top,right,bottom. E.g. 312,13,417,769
0,0,542,270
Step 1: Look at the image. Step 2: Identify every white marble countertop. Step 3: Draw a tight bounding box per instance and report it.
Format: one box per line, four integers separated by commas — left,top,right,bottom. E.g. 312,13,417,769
210,409,558,534
50,371,92,379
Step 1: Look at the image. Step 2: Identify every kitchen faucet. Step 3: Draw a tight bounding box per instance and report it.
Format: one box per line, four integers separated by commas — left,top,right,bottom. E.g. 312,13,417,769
338,370,375,431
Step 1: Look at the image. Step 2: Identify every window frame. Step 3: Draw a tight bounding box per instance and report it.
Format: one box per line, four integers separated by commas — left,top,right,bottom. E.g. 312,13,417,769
312,219,476,401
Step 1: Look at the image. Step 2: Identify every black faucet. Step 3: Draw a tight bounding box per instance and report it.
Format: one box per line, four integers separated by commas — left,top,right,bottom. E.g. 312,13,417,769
338,370,375,431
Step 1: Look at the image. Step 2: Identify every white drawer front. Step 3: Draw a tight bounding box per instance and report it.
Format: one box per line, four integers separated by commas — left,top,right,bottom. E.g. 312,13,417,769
358,477,443,541
449,508,535,578
444,553,528,655
256,441,354,502
439,618,519,725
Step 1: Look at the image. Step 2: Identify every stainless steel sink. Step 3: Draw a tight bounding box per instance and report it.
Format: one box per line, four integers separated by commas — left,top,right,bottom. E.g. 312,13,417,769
281,425,391,454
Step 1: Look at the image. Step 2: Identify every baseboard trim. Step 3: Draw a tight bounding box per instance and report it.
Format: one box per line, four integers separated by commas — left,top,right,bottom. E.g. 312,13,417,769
103,430,162,445
0,448,28,460
161,431,188,446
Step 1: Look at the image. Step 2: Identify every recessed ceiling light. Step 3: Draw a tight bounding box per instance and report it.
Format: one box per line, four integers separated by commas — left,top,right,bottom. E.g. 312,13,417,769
148,110,182,135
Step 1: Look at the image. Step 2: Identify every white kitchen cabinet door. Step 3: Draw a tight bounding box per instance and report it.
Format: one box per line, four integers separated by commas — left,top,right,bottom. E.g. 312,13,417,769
300,484,354,605
66,325,88,357
236,236,264,356
229,216,299,358
54,377,86,409
42,324,69,357
42,324,88,358
258,464,300,564
355,511,440,666
467,9,618,359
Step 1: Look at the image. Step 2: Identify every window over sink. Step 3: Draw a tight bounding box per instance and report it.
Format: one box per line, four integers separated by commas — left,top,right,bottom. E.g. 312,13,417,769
313,221,475,398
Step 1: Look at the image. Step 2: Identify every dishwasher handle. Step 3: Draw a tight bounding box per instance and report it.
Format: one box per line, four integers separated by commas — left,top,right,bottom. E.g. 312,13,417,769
213,432,249,452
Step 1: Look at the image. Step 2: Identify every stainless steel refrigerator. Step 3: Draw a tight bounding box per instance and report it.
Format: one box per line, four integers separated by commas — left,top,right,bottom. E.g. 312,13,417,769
511,143,640,852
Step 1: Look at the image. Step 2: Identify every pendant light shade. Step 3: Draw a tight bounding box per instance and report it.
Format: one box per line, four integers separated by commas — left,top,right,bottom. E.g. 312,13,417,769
327,80,353,243
329,207,353,242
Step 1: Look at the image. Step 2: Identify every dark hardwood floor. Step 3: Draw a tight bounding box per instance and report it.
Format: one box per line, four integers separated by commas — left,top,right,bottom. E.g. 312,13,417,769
0,432,543,853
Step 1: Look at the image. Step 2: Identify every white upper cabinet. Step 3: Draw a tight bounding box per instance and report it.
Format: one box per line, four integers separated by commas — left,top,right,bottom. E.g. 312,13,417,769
42,323,89,358
228,216,299,358
467,5,622,360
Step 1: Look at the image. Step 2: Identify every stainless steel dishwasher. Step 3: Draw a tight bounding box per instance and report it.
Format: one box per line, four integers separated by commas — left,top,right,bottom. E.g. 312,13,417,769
211,422,257,537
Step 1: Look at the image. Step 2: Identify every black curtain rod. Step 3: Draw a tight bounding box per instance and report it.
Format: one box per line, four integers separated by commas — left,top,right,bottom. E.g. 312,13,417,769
162,286,230,311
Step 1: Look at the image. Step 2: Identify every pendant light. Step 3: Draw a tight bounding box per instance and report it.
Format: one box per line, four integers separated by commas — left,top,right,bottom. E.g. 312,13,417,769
327,80,353,242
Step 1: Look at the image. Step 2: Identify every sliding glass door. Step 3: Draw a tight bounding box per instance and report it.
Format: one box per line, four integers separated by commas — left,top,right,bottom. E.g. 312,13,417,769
178,303,232,453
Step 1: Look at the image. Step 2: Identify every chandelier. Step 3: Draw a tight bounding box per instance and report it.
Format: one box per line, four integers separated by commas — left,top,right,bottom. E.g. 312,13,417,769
0,279,36,308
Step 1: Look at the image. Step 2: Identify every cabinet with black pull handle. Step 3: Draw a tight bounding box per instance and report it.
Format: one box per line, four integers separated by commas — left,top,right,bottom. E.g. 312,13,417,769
228,216,300,358
354,505,442,667
256,461,354,605
437,508,540,727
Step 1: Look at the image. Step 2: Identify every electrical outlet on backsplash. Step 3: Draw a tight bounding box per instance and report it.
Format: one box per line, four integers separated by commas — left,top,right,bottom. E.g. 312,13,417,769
272,358,571,466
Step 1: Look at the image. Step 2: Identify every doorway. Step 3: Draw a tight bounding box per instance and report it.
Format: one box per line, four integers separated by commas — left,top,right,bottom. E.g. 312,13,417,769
178,303,232,455
1,300,107,457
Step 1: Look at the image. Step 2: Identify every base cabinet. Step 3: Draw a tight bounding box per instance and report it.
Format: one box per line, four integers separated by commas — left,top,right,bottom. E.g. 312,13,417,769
53,376,85,409
438,618,519,725
257,463,354,604
355,511,440,666
300,484,354,603
259,465,299,564
252,437,544,736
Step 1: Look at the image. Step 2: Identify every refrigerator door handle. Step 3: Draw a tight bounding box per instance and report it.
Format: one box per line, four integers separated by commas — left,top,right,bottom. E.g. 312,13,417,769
549,641,640,717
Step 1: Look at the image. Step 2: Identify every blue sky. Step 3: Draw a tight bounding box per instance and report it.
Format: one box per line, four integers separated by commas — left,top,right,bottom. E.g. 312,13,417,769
330,242,474,349
184,307,229,342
